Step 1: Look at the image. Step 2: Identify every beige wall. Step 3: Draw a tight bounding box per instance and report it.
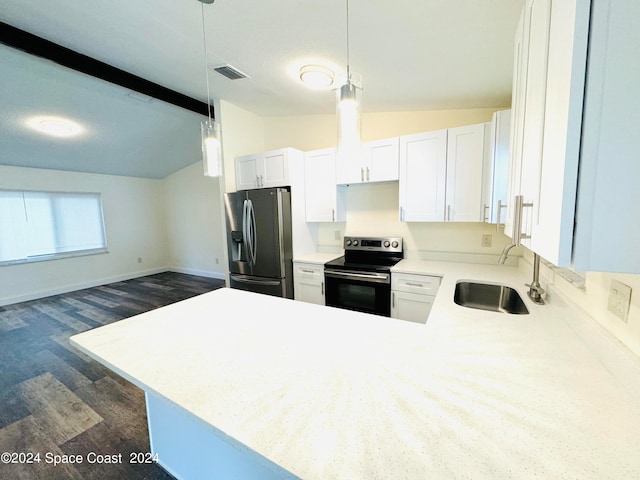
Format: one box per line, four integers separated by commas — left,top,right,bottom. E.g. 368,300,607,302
264,107,500,151
0,165,168,305
163,161,225,278
531,248,640,358
219,99,265,193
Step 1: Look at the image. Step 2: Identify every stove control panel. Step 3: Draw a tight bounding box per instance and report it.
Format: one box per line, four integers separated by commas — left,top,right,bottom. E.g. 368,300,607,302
343,236,403,253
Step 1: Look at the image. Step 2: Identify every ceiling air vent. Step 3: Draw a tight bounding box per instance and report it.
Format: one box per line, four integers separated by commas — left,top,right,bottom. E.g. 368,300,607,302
213,64,249,80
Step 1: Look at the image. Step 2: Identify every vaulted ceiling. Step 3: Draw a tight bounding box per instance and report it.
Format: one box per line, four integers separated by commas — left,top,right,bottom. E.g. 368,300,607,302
0,0,523,178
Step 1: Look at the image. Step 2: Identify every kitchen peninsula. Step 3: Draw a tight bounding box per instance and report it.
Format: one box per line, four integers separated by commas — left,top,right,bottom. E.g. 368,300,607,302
70,266,640,480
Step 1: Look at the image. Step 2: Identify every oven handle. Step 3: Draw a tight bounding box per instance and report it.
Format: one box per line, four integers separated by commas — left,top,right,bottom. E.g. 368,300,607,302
324,270,390,283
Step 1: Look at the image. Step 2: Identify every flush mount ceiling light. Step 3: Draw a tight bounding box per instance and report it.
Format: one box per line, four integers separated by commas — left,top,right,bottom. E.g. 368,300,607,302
336,0,362,165
198,0,222,178
27,116,83,138
299,64,335,89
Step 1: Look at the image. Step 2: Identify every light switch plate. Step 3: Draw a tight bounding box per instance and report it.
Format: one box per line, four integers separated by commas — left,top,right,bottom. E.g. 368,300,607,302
608,279,632,322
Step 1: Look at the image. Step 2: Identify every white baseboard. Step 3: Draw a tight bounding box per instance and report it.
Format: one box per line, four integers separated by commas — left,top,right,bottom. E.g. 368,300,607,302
168,266,226,280
0,267,171,307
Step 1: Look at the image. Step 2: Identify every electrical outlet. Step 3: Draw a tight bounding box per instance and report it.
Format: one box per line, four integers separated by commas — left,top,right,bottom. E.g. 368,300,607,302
608,279,632,322
137,257,142,264
334,230,341,240
215,257,219,264
481,234,492,247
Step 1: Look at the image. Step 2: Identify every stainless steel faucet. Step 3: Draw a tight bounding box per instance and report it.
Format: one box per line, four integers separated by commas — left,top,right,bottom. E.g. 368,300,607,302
498,242,517,264
525,253,545,305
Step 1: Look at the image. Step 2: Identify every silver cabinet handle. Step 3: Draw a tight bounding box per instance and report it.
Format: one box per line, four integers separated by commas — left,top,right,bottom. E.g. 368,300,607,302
255,175,260,187
259,175,264,187
496,200,507,231
366,167,370,181
405,282,424,288
392,292,395,308
483,204,489,222
301,269,315,274
332,209,335,222
321,281,324,295
447,205,451,222
400,206,404,221
360,167,364,181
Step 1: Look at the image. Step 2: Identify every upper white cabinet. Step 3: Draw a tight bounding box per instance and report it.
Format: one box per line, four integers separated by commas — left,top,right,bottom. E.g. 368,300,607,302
399,124,487,223
445,123,487,222
398,130,447,222
572,0,640,272
235,148,293,190
506,0,590,265
303,148,346,222
482,110,511,225
336,137,399,184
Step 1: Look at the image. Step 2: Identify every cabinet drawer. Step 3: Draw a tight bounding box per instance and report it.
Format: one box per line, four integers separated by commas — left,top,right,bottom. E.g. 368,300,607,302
294,263,324,280
391,273,440,295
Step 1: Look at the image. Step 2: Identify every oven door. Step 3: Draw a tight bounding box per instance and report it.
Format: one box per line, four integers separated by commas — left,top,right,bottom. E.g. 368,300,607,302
324,269,391,317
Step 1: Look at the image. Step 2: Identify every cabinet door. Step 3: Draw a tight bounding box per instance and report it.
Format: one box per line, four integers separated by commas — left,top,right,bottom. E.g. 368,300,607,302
294,263,325,305
304,148,338,222
484,110,511,225
573,0,640,273
391,291,435,324
531,0,589,266
518,0,553,247
363,137,399,182
445,123,486,222
235,154,259,190
505,11,527,239
335,146,364,185
260,150,289,188
399,130,447,222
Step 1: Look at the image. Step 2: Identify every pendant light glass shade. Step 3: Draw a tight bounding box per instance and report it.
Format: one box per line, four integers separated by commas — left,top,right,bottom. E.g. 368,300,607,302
336,80,362,163
336,0,362,164
201,118,222,177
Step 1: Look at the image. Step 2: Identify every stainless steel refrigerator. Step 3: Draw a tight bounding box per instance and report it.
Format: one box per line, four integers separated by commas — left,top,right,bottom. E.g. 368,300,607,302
224,187,294,298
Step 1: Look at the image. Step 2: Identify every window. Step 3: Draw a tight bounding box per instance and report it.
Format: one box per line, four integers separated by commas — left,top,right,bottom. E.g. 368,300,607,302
0,190,107,264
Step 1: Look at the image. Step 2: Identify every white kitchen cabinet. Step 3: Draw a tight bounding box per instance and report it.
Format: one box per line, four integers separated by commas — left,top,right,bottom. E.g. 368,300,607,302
445,123,488,222
398,130,448,222
482,110,511,225
293,262,325,305
336,137,399,184
399,124,487,223
391,273,440,323
506,0,590,266
303,148,346,222
235,148,296,190
572,0,640,272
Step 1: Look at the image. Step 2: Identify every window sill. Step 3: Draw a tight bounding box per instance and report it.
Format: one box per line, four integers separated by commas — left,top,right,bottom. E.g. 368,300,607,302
0,248,109,267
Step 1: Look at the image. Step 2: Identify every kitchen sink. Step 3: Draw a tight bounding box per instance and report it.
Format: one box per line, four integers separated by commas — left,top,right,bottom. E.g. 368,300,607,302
454,281,529,314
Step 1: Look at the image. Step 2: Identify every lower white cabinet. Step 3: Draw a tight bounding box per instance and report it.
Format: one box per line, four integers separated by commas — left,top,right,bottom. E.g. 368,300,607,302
391,273,440,324
293,262,325,305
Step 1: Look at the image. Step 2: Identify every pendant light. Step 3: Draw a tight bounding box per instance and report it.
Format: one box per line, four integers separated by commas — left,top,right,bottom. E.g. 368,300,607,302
336,0,362,164
198,0,222,177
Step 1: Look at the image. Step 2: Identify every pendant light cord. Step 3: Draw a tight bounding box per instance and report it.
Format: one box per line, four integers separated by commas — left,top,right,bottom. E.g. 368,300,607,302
345,0,351,82
201,2,213,122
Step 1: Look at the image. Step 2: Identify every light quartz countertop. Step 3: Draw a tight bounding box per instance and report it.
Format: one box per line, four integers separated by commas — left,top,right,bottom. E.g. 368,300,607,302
71,261,640,480
293,252,342,264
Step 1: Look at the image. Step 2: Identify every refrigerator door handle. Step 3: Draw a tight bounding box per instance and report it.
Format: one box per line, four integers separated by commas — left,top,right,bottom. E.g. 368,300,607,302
242,199,250,262
248,199,258,265
231,274,281,286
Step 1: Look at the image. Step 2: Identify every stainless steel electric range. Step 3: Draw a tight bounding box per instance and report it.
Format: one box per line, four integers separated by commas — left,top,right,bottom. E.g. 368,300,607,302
324,236,403,317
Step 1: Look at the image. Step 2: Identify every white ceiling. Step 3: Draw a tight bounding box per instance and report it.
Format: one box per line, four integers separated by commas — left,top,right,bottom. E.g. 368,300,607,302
0,0,523,178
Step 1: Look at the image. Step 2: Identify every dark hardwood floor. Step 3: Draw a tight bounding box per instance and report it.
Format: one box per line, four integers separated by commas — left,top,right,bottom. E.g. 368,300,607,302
0,272,225,479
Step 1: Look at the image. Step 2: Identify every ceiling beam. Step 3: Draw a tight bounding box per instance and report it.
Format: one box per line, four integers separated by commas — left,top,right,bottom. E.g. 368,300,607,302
0,21,211,118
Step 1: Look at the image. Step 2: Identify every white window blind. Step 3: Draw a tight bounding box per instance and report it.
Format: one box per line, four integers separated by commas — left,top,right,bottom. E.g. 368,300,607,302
0,190,107,264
